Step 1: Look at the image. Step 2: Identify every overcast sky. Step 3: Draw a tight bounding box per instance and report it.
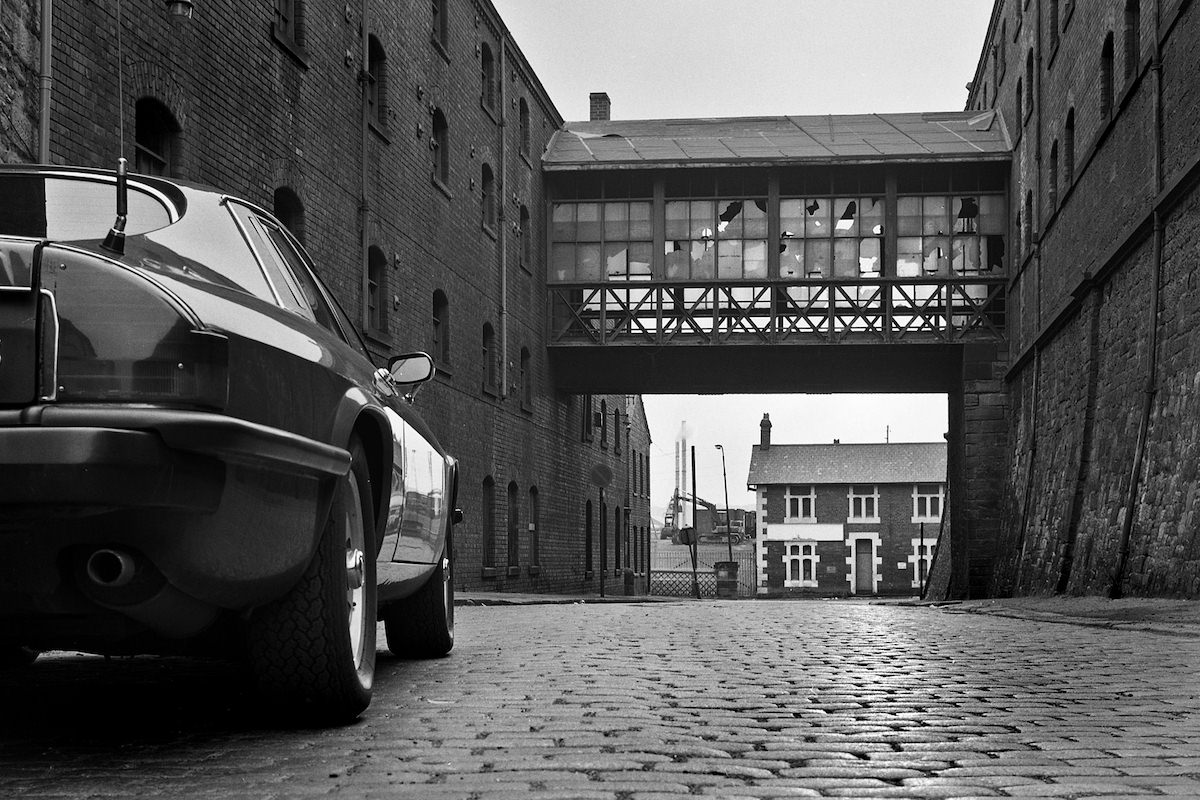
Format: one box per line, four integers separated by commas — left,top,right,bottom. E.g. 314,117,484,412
490,1,994,514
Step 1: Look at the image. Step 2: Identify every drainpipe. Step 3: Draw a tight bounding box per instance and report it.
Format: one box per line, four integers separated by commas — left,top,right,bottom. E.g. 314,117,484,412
359,0,370,340
498,35,509,398
38,0,52,161
1111,0,1164,598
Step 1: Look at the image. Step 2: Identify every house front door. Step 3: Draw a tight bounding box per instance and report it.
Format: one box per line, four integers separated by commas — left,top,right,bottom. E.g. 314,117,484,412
855,539,873,593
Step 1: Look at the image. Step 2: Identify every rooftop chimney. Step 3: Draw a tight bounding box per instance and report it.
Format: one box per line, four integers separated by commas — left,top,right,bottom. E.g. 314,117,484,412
759,413,772,450
589,92,611,122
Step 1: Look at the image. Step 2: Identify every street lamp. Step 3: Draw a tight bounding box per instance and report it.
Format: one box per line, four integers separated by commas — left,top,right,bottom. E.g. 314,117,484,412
714,444,732,562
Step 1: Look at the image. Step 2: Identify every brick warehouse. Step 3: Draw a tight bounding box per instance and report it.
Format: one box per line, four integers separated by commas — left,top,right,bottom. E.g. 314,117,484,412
965,0,1200,598
0,0,653,595
3,0,1200,601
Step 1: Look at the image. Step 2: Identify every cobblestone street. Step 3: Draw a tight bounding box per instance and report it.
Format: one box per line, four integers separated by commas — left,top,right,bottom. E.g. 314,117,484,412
2,599,1199,798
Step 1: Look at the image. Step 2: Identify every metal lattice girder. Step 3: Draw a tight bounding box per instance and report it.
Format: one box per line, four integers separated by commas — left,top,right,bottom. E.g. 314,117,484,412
890,282,951,341
830,283,887,341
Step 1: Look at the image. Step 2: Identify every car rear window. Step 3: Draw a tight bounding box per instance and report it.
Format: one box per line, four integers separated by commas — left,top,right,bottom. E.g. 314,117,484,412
0,174,175,240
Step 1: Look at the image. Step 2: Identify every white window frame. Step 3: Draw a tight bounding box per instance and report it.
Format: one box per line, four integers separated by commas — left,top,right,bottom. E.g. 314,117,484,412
784,541,818,588
847,484,880,522
909,539,934,589
784,485,816,522
911,483,944,523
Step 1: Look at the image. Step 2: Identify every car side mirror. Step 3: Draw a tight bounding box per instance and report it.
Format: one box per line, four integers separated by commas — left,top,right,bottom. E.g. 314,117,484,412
388,352,435,385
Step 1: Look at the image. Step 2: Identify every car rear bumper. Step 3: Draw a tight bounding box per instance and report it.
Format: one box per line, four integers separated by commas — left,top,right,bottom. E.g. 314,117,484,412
0,406,351,633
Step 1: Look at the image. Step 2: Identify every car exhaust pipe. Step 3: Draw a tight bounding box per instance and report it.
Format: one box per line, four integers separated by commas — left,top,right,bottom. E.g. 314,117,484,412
77,547,218,639
85,548,137,588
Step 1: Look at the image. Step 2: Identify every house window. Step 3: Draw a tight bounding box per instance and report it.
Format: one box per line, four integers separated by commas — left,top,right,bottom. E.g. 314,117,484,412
366,246,387,334
848,485,879,521
134,97,180,177
1124,0,1141,80
273,186,305,245
480,42,496,112
481,163,496,231
785,485,816,522
785,542,817,587
912,483,944,522
518,97,531,157
506,481,520,570
431,109,449,186
482,476,495,570
550,201,652,282
1101,32,1115,118
896,194,1007,277
482,322,497,393
432,290,449,364
366,35,387,131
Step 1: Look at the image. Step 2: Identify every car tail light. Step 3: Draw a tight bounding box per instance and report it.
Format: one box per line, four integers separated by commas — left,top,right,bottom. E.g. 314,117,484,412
47,247,228,408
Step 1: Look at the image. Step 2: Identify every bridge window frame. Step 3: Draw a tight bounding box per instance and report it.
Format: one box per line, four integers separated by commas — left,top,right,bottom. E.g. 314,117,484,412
896,193,1007,278
551,200,652,283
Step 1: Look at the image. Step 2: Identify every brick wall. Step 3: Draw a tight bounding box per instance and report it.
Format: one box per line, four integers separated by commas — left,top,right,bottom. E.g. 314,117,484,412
973,0,1200,598
1,0,38,163
29,0,651,595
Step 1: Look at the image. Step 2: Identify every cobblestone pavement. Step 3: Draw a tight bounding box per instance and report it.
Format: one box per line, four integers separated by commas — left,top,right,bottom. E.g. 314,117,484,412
2,600,1199,799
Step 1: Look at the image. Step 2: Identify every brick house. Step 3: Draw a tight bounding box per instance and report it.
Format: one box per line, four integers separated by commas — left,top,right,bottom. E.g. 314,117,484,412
749,414,946,597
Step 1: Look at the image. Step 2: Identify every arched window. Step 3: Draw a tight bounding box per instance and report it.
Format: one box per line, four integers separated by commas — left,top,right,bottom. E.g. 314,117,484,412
482,322,497,393
1049,140,1060,209
134,97,180,176
600,399,608,448
518,98,531,157
432,109,449,185
585,500,594,574
366,34,387,130
519,346,532,409
519,205,531,268
481,163,496,230
480,43,496,111
1124,0,1141,79
273,186,305,244
367,246,387,334
1065,108,1076,184
506,481,520,569
1101,32,1115,118
432,290,449,364
528,487,540,568
482,476,495,569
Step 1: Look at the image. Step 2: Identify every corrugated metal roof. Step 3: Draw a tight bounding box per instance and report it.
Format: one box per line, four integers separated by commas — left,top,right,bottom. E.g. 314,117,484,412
746,441,947,487
544,111,1010,170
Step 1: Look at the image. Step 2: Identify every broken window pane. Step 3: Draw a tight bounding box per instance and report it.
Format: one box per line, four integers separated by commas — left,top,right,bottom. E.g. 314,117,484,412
628,242,652,279
780,199,804,237
780,241,804,279
922,197,948,236
833,198,858,237
922,237,949,274
859,238,881,277
804,240,829,277
551,242,575,281
665,201,689,239
744,240,767,279
859,197,884,236
577,243,602,281
605,243,628,280
716,200,744,238
804,199,829,238
744,200,768,238
897,237,923,277
690,200,713,240
952,236,982,275
665,241,690,279
954,197,980,234
690,240,714,279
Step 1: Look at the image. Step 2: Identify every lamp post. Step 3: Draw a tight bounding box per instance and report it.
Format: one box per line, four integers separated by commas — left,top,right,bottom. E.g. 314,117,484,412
714,444,732,562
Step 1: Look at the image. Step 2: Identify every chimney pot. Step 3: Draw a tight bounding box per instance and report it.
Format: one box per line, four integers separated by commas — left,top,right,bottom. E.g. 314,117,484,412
759,413,772,450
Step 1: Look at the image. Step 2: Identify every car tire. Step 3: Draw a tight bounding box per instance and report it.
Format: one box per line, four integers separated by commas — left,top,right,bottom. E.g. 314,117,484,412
0,646,39,668
383,530,454,659
246,435,377,723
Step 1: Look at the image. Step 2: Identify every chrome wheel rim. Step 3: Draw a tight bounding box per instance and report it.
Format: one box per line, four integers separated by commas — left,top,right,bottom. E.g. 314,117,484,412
342,474,367,669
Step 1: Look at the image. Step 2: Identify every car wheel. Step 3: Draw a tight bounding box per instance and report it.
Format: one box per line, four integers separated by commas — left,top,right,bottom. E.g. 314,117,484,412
383,530,454,659
246,435,377,723
0,646,39,668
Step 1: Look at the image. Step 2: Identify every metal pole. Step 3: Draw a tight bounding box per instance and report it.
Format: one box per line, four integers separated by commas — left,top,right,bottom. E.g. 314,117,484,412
716,444,732,562
920,521,926,596
39,0,53,162
690,445,700,599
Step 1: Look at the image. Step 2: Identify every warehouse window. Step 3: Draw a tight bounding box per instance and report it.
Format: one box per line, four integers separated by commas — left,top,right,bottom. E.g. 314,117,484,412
366,246,387,335
273,0,307,61
366,35,387,131
1124,0,1140,79
1100,32,1115,118
1064,108,1076,184
273,187,305,245
134,98,180,177
431,0,447,50
507,481,520,571
482,476,496,570
432,290,449,364
481,163,496,231
431,109,449,187
518,98,531,158
482,323,497,394
480,43,496,112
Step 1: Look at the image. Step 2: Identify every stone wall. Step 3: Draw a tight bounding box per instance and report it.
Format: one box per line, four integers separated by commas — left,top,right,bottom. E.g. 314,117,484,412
0,0,37,163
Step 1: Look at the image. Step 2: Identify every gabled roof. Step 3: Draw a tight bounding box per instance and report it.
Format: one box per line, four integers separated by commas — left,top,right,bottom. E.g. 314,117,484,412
544,111,1010,170
747,441,946,487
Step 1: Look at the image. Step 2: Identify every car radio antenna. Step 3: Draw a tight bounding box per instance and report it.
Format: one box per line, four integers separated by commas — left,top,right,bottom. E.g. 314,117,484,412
101,0,127,255
101,157,129,255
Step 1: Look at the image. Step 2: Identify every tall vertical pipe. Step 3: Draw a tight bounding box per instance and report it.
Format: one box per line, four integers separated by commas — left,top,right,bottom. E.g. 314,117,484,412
38,0,53,162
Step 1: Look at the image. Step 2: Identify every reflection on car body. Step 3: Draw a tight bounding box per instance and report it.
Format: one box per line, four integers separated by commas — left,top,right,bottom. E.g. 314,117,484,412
0,165,459,723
